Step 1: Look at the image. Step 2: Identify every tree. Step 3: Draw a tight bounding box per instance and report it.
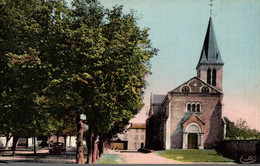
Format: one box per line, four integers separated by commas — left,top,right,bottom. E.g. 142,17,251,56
0,0,72,154
1,0,157,162
224,117,260,140
68,1,157,163
0,0,45,154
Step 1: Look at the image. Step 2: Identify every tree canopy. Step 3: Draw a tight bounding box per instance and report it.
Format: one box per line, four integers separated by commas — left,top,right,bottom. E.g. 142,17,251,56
224,117,260,140
0,0,157,159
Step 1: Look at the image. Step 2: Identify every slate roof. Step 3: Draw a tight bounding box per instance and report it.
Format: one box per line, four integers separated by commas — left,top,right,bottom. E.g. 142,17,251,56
196,17,224,69
152,94,166,104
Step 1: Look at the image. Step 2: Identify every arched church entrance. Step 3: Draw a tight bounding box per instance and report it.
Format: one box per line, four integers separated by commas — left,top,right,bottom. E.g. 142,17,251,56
183,123,203,149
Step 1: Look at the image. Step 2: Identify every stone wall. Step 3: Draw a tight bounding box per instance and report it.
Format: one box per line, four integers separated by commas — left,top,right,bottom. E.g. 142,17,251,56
216,140,260,163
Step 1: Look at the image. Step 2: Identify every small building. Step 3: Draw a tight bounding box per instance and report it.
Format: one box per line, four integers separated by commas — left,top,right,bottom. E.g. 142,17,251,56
115,123,146,150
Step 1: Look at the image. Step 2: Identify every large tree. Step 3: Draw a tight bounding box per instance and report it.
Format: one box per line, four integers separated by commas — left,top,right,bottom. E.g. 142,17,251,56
69,1,157,163
0,0,157,162
0,0,73,154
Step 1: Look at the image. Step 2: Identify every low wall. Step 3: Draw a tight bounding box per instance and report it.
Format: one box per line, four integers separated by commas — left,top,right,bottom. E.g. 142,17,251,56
216,140,260,163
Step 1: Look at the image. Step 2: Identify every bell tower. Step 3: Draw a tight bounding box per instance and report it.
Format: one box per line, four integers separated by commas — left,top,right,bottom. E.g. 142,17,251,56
196,17,224,92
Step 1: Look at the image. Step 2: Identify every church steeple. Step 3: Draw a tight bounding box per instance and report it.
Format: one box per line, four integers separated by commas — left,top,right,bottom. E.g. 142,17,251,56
196,17,224,69
196,17,224,92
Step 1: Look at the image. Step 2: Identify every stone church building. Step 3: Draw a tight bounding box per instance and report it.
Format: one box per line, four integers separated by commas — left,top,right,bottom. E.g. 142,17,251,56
146,17,225,150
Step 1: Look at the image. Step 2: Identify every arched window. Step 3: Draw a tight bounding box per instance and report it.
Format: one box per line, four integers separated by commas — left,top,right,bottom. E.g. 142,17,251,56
201,87,210,93
187,104,191,112
207,69,211,85
212,69,216,86
187,103,201,113
196,104,200,112
181,86,190,93
192,104,196,112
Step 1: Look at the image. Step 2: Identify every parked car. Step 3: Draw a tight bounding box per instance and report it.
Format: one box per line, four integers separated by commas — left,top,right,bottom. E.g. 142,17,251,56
49,142,66,155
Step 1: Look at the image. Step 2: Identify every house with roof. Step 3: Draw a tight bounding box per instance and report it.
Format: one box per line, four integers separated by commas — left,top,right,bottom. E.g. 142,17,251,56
146,17,225,150
114,123,146,150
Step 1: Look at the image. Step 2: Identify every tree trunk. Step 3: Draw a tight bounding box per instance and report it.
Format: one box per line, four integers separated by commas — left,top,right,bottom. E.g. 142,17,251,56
64,135,67,150
41,137,45,148
98,134,103,157
56,134,59,143
33,136,37,154
76,108,84,164
11,136,19,156
26,137,28,148
4,135,11,150
69,136,71,147
48,136,50,149
105,139,109,152
86,131,93,164
92,134,97,163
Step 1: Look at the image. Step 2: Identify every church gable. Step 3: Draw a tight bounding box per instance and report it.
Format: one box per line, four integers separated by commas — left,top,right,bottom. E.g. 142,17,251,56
170,77,221,94
183,114,205,130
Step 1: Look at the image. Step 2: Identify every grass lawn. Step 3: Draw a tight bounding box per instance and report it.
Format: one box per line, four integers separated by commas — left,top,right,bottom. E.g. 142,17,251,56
83,148,123,164
95,153,123,164
156,149,234,163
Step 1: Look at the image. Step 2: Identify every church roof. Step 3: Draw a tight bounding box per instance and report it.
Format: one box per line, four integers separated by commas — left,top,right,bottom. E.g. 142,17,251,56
152,94,166,105
196,17,224,69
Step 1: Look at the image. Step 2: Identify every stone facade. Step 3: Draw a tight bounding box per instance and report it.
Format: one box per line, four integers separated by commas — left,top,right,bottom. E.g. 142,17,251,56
146,17,225,150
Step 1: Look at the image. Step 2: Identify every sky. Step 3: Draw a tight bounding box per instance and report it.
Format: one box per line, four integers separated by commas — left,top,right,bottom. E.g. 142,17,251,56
67,0,260,130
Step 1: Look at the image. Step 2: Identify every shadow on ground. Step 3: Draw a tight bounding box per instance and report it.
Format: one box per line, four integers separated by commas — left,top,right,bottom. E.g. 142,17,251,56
120,150,140,153
0,149,76,164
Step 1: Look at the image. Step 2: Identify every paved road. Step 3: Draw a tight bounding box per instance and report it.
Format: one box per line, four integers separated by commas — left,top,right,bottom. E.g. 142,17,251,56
106,150,183,164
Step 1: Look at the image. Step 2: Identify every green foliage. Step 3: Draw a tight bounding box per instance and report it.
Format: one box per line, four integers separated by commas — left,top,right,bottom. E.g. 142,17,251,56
224,117,260,140
0,0,73,137
66,1,157,138
0,0,157,151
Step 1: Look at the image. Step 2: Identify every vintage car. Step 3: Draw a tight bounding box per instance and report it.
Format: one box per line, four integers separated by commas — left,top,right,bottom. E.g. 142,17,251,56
49,142,66,155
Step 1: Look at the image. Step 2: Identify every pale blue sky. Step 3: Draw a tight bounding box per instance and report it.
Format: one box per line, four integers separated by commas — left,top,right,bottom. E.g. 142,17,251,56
66,0,260,130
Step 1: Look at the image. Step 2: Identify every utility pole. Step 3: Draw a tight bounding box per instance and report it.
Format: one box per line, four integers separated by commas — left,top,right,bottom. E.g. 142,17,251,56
76,107,84,164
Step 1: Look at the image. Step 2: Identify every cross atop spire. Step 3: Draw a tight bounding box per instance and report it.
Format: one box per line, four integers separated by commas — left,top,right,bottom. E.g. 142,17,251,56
209,0,213,16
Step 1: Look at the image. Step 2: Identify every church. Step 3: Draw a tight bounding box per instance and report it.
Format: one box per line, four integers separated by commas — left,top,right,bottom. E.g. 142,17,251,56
145,17,225,150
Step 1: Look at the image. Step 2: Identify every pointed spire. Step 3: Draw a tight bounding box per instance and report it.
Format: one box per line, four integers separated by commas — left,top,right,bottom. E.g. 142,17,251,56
196,17,224,69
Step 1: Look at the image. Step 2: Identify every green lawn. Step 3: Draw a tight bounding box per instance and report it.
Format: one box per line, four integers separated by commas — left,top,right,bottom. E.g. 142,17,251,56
156,149,234,163
83,148,123,164
95,153,123,164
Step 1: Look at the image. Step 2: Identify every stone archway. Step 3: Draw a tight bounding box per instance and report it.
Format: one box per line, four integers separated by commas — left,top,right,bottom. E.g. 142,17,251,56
183,123,203,149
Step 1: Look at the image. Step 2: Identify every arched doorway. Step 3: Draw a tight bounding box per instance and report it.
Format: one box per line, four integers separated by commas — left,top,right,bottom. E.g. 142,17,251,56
183,123,203,149
188,133,198,149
